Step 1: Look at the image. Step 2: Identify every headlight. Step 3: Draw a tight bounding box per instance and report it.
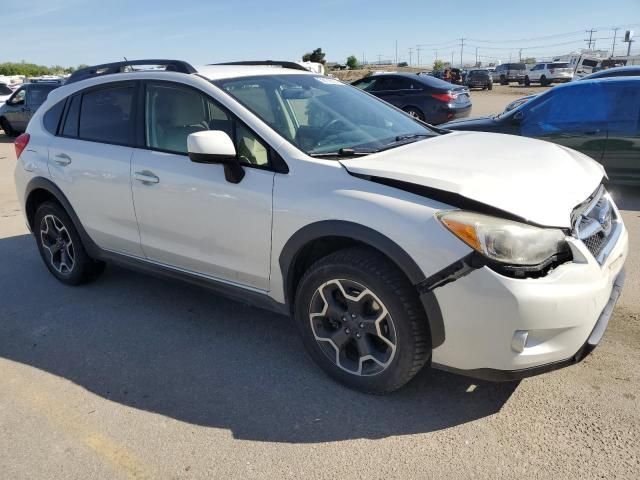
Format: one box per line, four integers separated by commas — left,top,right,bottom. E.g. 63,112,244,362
436,211,568,266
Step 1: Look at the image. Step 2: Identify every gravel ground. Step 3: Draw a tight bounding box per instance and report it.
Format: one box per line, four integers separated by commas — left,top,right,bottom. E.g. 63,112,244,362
0,89,638,480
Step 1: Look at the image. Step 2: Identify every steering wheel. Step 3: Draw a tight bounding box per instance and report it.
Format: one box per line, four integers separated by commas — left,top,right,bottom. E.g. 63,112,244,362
319,118,350,138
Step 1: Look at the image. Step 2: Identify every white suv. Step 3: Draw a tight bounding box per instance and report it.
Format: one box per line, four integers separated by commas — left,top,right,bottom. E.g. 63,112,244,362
14,60,627,393
525,62,574,86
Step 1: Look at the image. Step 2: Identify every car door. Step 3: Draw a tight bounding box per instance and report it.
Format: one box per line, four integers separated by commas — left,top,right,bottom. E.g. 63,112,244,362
48,81,144,256
600,82,640,184
130,81,275,290
4,87,27,131
519,83,608,161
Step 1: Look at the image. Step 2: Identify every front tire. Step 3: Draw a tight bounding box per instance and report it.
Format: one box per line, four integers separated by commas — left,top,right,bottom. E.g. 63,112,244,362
402,106,425,121
500,75,507,85
540,75,549,86
524,76,531,86
34,201,105,285
0,117,16,137
294,247,431,393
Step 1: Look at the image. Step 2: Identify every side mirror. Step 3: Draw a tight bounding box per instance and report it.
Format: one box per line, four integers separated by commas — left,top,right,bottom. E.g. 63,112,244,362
187,130,245,184
512,110,524,125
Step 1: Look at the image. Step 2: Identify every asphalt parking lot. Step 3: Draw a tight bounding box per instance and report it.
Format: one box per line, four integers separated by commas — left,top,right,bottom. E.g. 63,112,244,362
0,89,639,479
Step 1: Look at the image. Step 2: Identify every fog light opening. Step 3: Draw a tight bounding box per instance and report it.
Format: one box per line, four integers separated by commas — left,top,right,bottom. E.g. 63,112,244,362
511,330,529,353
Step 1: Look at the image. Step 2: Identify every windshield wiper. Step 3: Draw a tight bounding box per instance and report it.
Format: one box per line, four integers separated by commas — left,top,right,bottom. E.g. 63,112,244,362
309,148,374,158
394,133,432,141
374,133,432,152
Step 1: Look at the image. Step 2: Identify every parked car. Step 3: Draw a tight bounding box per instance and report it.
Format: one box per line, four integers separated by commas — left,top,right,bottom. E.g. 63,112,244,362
503,93,537,112
492,63,527,85
465,69,493,90
579,65,640,80
524,62,573,86
352,72,471,123
441,77,640,185
0,82,60,136
14,59,627,393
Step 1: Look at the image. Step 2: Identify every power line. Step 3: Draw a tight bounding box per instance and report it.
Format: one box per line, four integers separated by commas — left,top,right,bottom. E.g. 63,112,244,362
466,23,640,44
612,27,620,56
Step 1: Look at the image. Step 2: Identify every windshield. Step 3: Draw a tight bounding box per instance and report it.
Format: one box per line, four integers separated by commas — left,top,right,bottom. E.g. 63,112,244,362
213,74,435,156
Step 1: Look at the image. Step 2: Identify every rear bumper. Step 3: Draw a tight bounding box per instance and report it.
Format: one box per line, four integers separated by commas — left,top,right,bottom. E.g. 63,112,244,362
433,268,625,381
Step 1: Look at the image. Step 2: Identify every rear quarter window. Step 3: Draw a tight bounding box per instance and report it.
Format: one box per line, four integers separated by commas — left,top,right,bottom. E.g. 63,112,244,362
43,100,65,135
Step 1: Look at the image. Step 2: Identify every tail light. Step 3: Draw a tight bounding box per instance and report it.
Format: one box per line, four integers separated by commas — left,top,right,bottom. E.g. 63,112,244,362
14,133,30,159
431,92,455,103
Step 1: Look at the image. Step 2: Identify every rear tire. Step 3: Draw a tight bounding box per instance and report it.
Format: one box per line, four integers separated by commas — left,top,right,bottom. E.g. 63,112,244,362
0,117,16,137
500,75,508,85
402,106,425,121
294,247,431,394
34,201,105,286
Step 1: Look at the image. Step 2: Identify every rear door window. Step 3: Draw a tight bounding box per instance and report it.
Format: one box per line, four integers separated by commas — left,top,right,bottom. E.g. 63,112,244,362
78,85,134,145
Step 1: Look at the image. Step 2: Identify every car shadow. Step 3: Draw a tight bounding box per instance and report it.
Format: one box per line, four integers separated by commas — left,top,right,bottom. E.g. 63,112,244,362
0,132,15,143
0,233,517,443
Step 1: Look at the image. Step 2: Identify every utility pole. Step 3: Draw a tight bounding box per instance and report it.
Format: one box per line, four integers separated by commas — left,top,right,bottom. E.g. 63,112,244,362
416,46,422,67
408,48,413,66
586,29,597,49
434,49,438,63
519,48,523,62
460,37,465,68
395,40,398,66
451,51,454,67
475,47,478,66
611,27,619,56
377,54,382,65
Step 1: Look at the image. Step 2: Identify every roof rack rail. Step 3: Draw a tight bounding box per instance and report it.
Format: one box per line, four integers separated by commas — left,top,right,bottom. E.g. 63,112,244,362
66,59,197,84
212,60,310,72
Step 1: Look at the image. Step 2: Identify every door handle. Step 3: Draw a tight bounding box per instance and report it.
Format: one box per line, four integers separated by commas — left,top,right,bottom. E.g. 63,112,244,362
20,107,31,113
54,153,72,166
134,171,160,184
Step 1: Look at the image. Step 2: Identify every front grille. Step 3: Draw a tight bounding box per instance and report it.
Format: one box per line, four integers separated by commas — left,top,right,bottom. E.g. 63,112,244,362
572,186,618,264
583,232,607,258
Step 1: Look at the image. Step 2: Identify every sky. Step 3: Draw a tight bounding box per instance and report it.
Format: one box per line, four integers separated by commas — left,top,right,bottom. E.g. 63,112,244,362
2,0,640,68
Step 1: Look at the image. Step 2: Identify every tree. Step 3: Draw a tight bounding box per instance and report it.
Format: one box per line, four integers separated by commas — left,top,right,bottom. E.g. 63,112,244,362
346,55,359,69
523,57,537,64
397,62,408,67
433,59,445,71
302,48,326,64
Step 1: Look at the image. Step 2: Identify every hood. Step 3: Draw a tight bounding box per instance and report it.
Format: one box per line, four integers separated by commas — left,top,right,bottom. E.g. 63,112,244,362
340,131,604,228
440,116,495,129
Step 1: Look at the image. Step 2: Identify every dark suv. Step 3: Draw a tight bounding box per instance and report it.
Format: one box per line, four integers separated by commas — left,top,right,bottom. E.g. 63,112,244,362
492,63,526,85
352,73,471,124
465,69,493,90
0,82,60,136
